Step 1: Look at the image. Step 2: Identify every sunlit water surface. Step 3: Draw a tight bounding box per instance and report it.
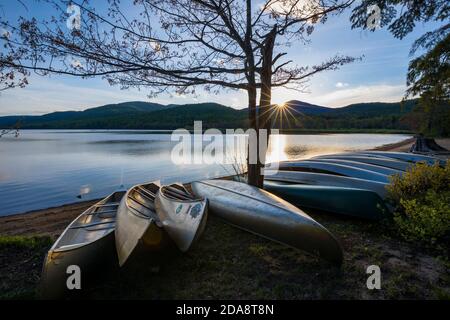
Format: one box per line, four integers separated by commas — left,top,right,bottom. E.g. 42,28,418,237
0,130,411,216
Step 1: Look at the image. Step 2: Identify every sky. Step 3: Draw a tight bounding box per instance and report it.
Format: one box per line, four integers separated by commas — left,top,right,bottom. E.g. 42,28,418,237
0,1,439,115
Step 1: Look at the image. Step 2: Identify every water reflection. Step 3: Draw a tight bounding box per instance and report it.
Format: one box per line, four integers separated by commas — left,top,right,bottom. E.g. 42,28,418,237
267,133,408,162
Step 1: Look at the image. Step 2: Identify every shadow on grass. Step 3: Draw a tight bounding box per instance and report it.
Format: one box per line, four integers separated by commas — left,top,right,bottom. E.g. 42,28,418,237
1,214,448,300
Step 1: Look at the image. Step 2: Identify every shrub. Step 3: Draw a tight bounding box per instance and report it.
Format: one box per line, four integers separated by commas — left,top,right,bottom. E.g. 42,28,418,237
386,161,450,244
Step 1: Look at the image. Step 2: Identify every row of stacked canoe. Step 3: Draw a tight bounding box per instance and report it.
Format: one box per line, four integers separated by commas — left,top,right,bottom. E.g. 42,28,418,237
39,151,445,298
265,151,445,220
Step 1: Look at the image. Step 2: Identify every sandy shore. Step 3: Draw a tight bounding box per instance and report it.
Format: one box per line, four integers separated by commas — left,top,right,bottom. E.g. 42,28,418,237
0,200,98,237
371,137,416,151
1,137,448,238
372,137,450,152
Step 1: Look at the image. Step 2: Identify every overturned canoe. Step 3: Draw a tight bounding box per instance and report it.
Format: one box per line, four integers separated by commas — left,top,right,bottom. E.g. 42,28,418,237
155,183,208,252
191,179,343,265
302,158,402,176
40,191,125,299
277,160,389,183
264,181,389,220
312,155,411,171
115,181,166,267
264,170,388,198
346,151,445,166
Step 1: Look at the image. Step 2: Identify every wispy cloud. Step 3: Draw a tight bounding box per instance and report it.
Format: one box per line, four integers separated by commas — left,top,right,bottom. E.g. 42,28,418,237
335,82,349,88
312,84,407,107
272,83,407,107
0,77,148,115
0,76,248,115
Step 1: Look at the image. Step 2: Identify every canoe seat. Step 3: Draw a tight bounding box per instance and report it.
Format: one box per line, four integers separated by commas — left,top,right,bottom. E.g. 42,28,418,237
162,184,197,201
85,224,115,232
94,202,120,208
169,184,196,198
129,194,155,213
137,186,156,198
69,220,115,230
134,189,155,202
86,209,117,216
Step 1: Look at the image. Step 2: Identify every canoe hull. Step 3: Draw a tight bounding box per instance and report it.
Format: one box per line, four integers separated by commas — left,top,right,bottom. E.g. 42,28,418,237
264,181,389,220
313,155,411,171
155,185,208,252
191,180,343,265
39,191,124,299
305,159,402,176
115,182,165,267
264,170,388,198
39,231,116,299
278,160,390,183
347,151,445,166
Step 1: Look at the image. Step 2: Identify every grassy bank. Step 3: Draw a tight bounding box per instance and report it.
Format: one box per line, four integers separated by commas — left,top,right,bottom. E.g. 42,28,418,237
1,213,448,300
0,236,53,299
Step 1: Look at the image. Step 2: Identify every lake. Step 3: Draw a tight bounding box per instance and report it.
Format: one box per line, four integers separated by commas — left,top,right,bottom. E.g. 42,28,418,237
0,130,411,216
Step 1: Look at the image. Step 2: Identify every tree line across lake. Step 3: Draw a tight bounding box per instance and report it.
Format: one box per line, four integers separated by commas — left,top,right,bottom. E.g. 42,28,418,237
0,99,448,136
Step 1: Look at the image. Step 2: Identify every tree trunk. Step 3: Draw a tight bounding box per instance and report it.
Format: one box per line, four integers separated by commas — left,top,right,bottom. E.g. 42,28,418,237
256,26,277,187
244,0,261,188
247,84,259,187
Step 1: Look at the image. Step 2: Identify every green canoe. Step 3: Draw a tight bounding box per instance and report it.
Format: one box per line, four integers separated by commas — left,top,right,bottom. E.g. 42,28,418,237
264,181,390,220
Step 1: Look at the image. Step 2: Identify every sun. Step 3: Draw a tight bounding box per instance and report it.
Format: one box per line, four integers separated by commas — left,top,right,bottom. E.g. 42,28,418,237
259,102,299,130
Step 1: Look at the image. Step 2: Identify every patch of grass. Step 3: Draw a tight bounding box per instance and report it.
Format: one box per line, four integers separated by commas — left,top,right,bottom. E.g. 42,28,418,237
384,269,420,299
433,287,450,300
1,215,449,300
0,235,53,249
0,235,53,300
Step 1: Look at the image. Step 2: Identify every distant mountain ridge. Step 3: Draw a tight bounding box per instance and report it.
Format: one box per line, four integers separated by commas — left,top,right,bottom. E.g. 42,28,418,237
284,100,332,115
0,99,418,131
330,100,417,117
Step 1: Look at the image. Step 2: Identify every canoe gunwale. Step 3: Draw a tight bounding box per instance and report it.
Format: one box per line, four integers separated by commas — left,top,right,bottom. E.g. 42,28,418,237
50,230,114,253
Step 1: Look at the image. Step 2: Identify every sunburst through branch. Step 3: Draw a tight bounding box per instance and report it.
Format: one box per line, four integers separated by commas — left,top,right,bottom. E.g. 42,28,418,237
259,102,310,130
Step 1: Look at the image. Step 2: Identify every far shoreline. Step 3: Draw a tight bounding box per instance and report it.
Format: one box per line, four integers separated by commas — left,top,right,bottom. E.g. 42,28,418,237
2,128,414,135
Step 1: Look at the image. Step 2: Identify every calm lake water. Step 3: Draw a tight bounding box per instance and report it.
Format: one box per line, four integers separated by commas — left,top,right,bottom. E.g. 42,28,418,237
0,130,411,216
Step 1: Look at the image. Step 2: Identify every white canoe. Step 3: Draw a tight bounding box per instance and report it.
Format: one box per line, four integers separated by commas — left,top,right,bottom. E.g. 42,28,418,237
312,155,411,171
301,158,403,176
40,191,125,299
115,181,165,267
277,160,389,183
346,151,445,166
264,170,388,198
191,180,343,265
155,183,208,252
